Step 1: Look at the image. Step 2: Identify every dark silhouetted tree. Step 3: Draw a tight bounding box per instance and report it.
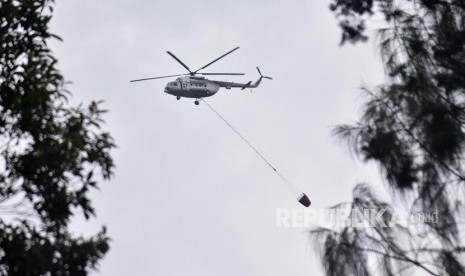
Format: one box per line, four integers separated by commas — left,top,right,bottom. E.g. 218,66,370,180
0,0,115,274
311,0,465,275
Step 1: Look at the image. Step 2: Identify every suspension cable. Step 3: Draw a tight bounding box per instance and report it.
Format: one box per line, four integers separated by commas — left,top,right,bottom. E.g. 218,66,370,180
201,99,311,207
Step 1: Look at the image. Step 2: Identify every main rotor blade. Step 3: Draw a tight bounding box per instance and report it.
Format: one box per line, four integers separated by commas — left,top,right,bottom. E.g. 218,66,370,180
166,51,192,73
194,47,240,73
130,73,188,82
199,73,245,76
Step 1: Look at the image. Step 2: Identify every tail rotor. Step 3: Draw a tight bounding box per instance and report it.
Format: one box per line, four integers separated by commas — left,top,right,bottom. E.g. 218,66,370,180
257,67,272,80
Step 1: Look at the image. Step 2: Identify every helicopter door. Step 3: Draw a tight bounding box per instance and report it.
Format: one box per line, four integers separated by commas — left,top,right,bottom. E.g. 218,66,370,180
181,81,188,91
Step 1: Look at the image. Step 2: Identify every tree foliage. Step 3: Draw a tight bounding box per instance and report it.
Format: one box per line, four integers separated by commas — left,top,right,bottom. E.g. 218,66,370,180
312,0,465,275
0,0,115,274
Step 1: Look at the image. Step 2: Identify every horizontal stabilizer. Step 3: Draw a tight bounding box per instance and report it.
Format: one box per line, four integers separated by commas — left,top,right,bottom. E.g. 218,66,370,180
241,81,252,90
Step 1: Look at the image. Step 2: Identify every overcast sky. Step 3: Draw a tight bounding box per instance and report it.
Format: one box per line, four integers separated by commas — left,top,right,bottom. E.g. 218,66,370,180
49,1,385,275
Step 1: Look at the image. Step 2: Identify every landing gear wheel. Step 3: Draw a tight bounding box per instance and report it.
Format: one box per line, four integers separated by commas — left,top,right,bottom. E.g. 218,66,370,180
194,100,199,105
176,96,180,100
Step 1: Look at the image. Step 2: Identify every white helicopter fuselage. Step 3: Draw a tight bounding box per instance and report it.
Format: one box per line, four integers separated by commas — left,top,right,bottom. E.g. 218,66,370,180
163,72,269,102
164,76,220,99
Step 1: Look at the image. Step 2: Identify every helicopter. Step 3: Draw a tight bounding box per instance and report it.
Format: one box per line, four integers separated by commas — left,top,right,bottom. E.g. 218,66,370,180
130,47,272,105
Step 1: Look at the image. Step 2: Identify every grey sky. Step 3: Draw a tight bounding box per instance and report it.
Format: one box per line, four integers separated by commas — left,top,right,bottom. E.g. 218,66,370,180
49,0,385,275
